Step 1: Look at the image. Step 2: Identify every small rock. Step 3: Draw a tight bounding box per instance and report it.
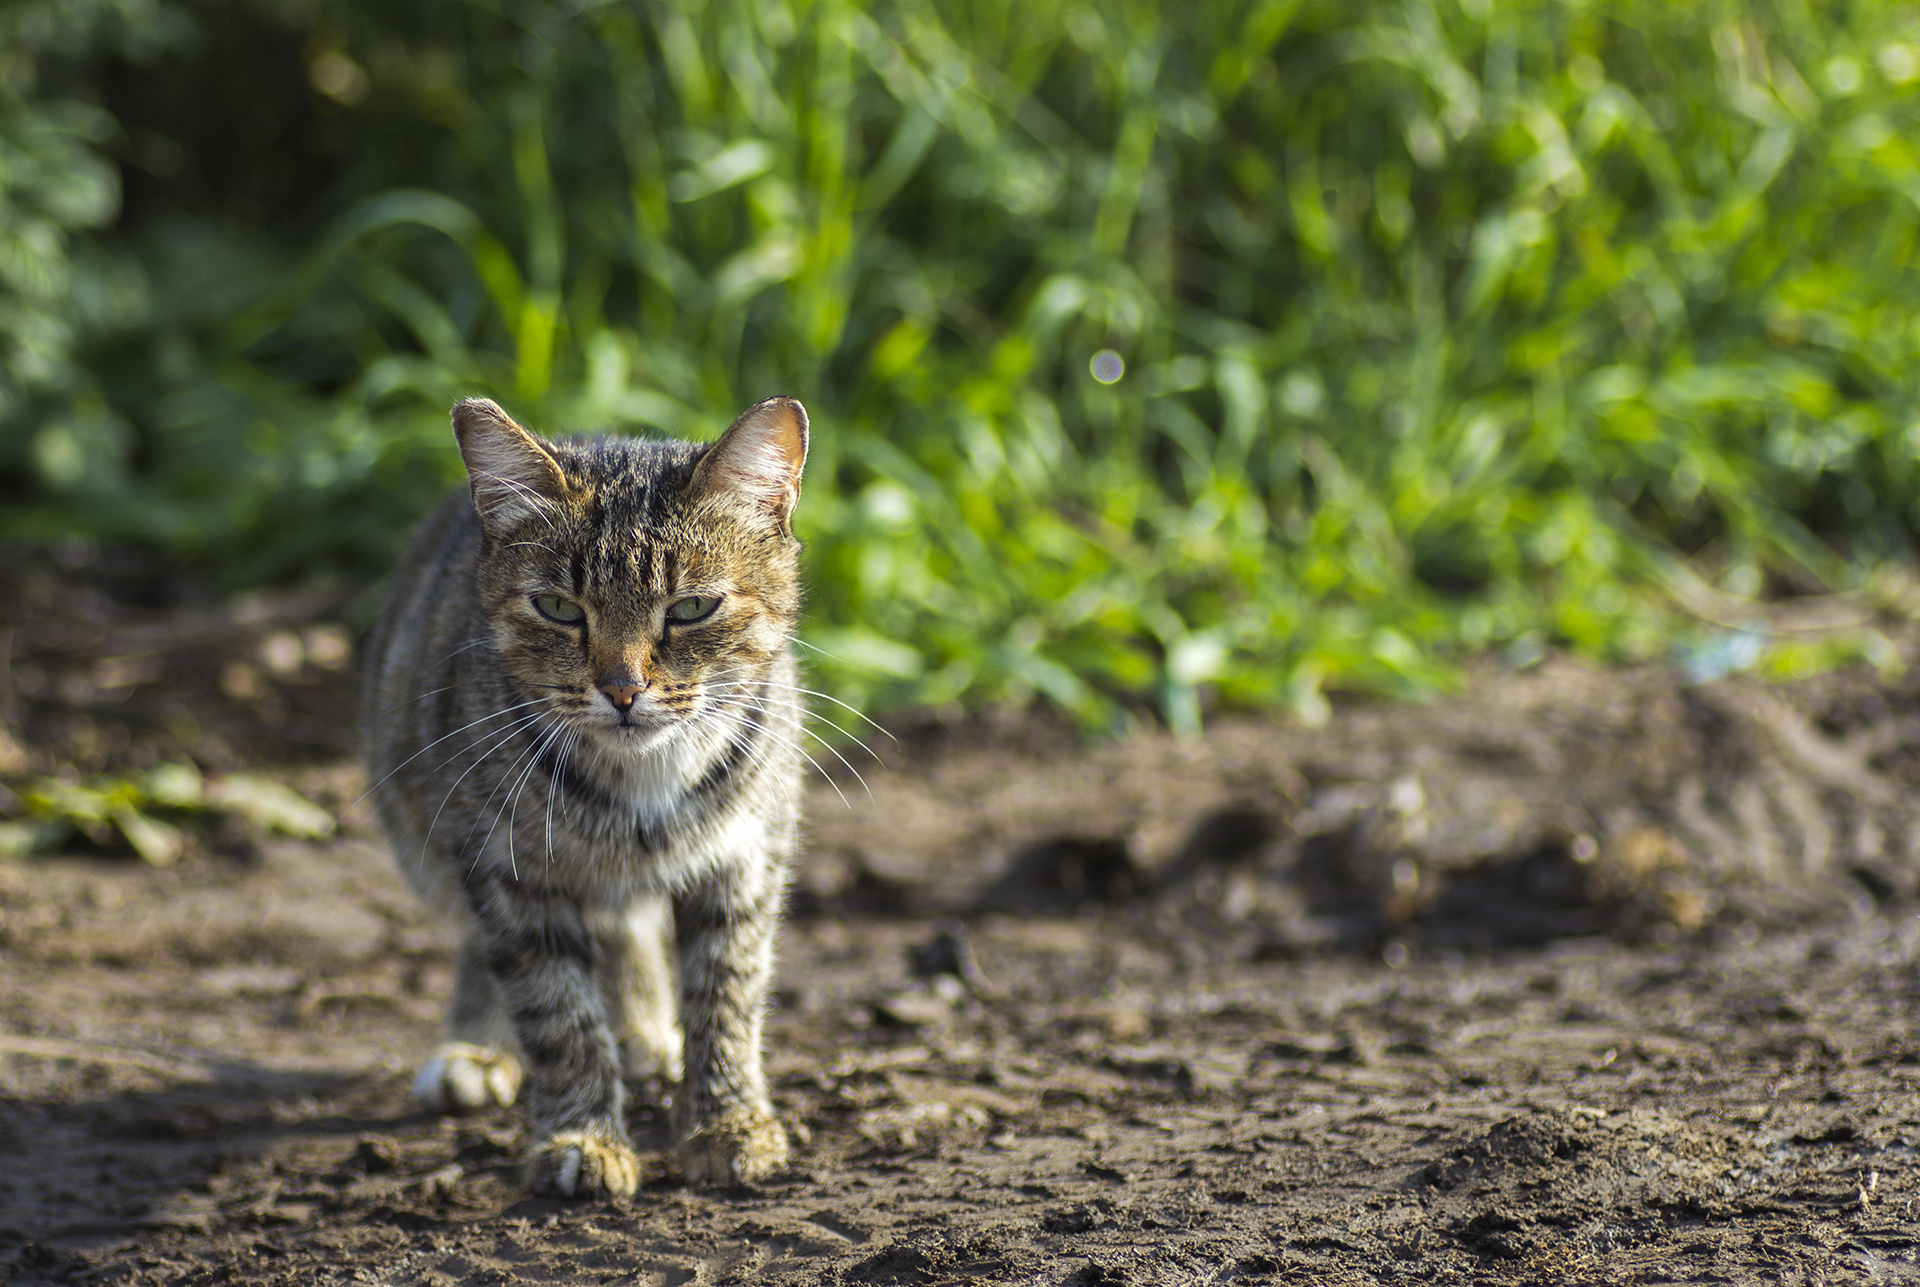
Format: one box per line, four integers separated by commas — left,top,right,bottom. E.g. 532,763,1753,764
873,991,951,1029
353,1135,400,1173
908,921,986,989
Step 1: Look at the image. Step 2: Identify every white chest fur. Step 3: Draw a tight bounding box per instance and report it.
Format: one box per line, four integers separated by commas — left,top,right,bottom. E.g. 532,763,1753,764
579,701,764,823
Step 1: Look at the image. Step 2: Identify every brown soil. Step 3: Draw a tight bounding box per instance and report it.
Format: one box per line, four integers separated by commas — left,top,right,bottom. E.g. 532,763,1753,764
4,565,1920,1285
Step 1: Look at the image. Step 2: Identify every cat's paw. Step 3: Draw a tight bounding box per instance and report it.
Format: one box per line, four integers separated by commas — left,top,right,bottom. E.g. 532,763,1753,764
526,1130,641,1199
413,1042,522,1113
676,1110,789,1185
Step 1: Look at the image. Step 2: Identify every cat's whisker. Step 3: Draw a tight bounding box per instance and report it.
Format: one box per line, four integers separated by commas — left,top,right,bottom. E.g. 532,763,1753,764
756,683,896,743
374,636,496,714
423,635,494,672
790,637,844,662
706,682,882,764
456,721,550,880
417,708,551,865
727,727,803,802
699,666,895,744
701,676,867,745
493,721,563,882
412,717,549,799
699,706,853,811
543,728,577,869
699,694,872,803
686,698,851,807
378,682,457,715
498,727,558,879
696,663,887,750
784,641,902,736
349,698,548,812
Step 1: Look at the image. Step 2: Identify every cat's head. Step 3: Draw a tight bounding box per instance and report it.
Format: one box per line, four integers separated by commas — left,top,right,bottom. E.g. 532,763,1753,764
452,395,807,751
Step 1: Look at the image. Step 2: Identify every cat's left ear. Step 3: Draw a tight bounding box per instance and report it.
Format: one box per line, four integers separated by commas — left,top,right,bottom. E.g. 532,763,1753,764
689,395,808,534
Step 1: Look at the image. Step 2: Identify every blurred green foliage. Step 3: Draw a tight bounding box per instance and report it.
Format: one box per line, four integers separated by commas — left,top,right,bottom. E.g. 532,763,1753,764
0,762,334,864
5,0,1920,731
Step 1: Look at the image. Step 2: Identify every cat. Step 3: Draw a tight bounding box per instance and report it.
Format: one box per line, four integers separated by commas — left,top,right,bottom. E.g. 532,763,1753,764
360,394,808,1197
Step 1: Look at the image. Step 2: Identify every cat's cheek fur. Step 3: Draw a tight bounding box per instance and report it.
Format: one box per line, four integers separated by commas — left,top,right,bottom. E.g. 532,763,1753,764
728,610,791,659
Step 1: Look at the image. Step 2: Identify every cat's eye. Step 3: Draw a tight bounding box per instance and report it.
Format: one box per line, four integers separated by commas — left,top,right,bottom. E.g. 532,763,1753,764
666,595,719,623
532,594,585,624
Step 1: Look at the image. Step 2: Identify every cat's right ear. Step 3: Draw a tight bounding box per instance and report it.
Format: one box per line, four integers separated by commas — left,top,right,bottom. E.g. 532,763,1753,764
452,398,568,535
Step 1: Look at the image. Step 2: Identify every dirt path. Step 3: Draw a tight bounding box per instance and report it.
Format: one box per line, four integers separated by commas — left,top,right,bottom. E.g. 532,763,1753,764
3,568,1920,1284
2,770,1919,1282
2,833,1919,1286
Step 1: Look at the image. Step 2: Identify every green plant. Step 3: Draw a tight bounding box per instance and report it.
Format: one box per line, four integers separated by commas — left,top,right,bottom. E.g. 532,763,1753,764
8,1,1920,733
0,762,332,864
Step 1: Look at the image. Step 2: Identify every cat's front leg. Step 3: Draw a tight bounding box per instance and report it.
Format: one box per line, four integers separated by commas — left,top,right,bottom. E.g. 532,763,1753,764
672,864,788,1184
467,871,640,1198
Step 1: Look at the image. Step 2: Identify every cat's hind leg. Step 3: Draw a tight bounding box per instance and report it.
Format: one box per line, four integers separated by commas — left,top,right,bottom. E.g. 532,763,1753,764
415,935,523,1113
601,894,683,1085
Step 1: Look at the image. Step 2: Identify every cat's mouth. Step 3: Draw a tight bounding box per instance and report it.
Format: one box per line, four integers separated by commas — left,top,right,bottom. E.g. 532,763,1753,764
595,709,682,750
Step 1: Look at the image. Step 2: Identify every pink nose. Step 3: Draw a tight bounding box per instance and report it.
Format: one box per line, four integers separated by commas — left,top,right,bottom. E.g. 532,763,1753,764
600,682,643,711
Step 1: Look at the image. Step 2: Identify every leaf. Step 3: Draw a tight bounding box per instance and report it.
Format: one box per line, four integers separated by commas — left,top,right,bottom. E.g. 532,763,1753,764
207,776,334,840
114,807,185,867
144,762,204,809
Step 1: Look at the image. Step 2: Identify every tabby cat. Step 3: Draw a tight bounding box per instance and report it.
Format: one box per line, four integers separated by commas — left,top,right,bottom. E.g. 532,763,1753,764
361,395,807,1197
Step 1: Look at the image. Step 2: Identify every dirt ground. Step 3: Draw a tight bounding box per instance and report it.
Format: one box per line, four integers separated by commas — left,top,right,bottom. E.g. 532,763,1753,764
3,558,1920,1285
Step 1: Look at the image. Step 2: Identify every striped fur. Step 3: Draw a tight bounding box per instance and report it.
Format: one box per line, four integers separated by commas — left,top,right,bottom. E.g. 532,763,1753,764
362,396,808,1196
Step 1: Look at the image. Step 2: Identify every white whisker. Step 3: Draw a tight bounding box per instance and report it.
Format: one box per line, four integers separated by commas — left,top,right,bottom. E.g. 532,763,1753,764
414,708,548,864
707,681,882,763
543,727,578,869
697,662,895,744
693,701,854,810
373,637,496,714
700,693,871,803
350,698,546,812
490,721,562,882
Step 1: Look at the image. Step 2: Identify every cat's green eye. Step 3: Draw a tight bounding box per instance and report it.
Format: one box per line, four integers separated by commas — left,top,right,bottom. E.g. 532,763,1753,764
666,595,719,623
532,594,585,625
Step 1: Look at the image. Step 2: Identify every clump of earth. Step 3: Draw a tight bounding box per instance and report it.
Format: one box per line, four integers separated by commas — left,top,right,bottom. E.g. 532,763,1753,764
2,555,1918,1285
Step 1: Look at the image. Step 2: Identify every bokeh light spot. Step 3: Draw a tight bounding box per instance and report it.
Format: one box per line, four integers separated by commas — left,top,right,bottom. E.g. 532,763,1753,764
1089,349,1125,384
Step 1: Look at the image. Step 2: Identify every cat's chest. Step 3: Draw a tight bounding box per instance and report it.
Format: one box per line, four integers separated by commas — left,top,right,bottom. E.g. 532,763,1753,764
612,762,696,823
577,725,766,837
592,743,707,824
532,724,782,894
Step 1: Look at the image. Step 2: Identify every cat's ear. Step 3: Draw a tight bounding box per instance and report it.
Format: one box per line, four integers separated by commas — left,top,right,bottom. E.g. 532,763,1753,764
451,398,568,535
689,395,808,533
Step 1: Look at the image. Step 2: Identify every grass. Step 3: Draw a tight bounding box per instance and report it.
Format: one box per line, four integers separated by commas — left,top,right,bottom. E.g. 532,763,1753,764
5,0,1920,733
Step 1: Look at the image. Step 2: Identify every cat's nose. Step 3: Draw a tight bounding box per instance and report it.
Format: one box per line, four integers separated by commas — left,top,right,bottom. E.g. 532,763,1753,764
600,683,643,711
598,669,647,711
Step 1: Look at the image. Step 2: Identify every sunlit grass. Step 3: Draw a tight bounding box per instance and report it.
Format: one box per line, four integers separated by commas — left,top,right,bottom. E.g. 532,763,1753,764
8,1,1920,731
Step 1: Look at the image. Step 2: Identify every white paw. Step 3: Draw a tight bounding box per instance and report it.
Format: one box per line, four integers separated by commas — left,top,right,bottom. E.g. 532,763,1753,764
414,1041,522,1113
621,1022,684,1084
